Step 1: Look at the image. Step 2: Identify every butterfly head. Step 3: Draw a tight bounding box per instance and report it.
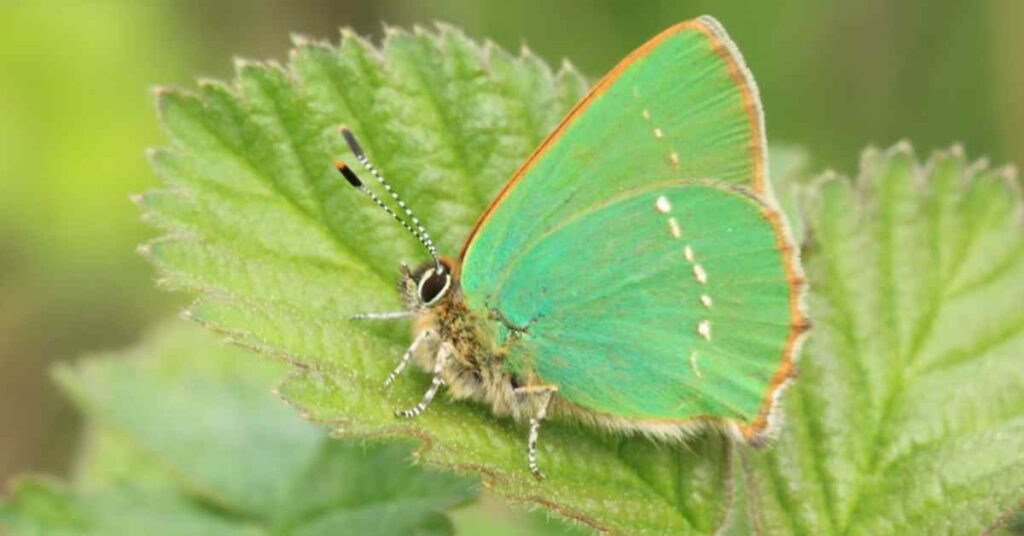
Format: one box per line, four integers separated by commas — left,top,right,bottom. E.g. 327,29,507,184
400,257,456,310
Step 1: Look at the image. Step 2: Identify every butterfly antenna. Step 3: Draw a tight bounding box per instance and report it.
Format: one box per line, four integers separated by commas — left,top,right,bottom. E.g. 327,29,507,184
336,129,443,272
339,128,442,269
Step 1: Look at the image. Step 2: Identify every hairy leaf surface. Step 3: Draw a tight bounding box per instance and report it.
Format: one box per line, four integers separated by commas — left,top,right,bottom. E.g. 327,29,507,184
130,24,1024,534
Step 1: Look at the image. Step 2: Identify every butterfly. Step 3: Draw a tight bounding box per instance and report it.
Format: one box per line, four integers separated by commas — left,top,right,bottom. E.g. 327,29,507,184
336,15,809,479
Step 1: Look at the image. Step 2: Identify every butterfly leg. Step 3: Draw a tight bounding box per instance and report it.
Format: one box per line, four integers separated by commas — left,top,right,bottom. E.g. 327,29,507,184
515,385,557,480
351,310,413,320
384,330,433,388
395,342,450,418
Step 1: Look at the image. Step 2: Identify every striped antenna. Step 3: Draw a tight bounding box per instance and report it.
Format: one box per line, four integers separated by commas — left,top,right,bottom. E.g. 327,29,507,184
336,128,443,272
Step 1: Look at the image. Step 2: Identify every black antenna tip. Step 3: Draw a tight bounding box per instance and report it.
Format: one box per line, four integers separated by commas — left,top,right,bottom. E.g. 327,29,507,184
339,127,366,158
335,161,363,187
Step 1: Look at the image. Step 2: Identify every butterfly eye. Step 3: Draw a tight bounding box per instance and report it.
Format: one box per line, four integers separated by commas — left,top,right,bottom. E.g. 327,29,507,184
417,268,451,306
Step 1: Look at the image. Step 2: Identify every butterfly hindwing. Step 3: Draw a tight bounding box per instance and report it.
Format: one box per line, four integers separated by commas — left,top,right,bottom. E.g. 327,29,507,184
469,182,800,431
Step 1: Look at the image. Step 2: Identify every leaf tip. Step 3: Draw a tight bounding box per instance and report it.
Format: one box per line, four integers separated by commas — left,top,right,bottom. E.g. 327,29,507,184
411,24,430,38
433,20,457,35
290,32,316,47
999,163,1019,182
890,139,915,157
339,26,359,43
970,156,992,175
519,42,534,59
559,58,578,73
150,85,172,97
382,23,404,39
195,77,223,91
232,56,263,75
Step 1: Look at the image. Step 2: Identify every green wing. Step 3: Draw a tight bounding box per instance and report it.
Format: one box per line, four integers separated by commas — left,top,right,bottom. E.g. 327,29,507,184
460,16,768,278
458,17,804,432
467,183,803,431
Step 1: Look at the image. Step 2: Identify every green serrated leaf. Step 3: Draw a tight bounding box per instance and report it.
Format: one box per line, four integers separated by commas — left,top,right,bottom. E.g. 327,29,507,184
731,146,1024,535
139,25,733,534
0,323,475,535
135,20,1024,535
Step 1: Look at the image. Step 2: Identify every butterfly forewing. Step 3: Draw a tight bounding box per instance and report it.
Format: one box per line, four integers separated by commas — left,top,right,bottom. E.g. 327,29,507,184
460,16,766,281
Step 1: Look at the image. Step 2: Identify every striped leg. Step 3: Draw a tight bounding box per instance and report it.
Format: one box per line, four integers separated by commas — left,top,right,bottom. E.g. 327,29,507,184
384,330,432,388
396,343,450,418
352,310,413,320
515,386,557,480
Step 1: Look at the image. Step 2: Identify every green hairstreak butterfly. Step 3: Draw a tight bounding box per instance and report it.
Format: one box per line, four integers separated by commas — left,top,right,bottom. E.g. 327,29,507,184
337,15,809,479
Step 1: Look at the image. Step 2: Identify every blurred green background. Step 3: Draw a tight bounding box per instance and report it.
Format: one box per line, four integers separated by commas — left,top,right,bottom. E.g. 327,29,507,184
1,0,1021,503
